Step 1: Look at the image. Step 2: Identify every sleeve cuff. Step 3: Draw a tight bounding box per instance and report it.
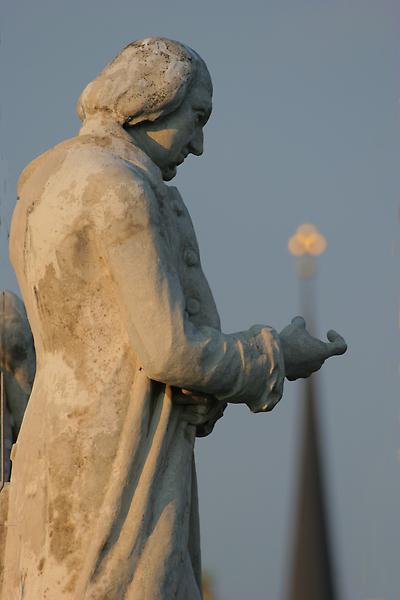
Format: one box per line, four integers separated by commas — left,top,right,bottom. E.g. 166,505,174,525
245,326,285,413
215,325,285,412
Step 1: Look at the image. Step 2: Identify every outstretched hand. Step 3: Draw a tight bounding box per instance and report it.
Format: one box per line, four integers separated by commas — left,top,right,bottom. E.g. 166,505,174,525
279,316,347,381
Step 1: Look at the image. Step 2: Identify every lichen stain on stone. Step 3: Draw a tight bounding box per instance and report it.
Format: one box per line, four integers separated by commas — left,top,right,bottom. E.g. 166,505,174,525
49,495,77,562
77,135,112,149
63,571,78,594
66,405,90,421
36,223,115,387
83,430,119,500
37,557,45,573
82,169,152,247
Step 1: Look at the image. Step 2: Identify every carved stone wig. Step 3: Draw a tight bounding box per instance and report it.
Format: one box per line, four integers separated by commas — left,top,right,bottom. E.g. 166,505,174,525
76,38,212,126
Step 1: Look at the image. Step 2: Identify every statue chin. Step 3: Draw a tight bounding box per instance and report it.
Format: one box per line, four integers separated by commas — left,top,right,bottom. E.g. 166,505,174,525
162,165,177,181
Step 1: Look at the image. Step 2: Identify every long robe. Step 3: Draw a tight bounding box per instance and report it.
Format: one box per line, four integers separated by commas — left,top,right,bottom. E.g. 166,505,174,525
1,118,284,599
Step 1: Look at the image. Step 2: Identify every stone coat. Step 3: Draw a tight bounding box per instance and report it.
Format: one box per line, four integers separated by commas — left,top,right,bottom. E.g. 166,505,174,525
1,119,284,599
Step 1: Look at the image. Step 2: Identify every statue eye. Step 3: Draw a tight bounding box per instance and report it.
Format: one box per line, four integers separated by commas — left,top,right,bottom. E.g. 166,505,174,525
196,111,206,125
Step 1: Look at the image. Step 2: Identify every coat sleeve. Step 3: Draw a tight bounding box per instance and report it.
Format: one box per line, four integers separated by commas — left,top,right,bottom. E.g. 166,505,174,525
93,163,285,413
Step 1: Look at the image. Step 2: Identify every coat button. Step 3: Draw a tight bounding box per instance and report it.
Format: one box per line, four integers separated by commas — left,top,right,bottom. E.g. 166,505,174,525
183,248,199,267
173,203,184,216
186,298,200,316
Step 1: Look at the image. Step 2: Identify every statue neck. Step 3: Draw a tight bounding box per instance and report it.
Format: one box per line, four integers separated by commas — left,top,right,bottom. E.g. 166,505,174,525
78,114,164,186
79,114,131,142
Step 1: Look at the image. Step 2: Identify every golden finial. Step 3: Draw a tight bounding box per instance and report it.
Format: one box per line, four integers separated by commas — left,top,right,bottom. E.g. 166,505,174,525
288,224,327,279
288,223,327,256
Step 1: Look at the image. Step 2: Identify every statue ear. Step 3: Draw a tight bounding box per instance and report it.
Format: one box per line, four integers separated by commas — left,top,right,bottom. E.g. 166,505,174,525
76,87,87,121
76,81,97,122
76,98,86,122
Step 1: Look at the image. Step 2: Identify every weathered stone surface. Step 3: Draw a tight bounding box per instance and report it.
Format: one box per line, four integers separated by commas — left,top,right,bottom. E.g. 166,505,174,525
1,38,345,600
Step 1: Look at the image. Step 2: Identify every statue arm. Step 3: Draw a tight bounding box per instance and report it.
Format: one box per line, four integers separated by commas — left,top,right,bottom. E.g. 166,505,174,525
94,166,285,412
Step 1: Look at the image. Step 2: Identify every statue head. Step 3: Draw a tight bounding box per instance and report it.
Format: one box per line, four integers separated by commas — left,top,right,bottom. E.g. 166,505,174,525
77,37,213,180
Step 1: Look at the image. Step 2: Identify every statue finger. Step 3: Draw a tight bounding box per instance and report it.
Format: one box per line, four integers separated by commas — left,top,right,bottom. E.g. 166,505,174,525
196,406,226,437
173,395,194,405
194,405,210,416
174,392,213,406
196,421,215,438
291,316,306,329
286,370,301,381
182,400,225,423
206,403,226,421
325,330,347,357
180,409,210,425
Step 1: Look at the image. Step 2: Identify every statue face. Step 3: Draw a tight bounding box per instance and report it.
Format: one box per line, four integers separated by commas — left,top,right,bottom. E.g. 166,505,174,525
128,75,212,180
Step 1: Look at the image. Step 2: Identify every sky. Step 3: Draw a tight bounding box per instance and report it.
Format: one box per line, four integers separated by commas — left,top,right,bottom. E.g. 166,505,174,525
1,1,400,599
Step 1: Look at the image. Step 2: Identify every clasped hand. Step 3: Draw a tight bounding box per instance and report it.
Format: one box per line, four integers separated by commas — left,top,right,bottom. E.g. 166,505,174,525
173,389,227,437
279,316,347,380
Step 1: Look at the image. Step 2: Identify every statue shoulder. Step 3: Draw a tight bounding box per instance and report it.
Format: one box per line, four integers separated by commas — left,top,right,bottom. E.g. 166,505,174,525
17,136,115,194
17,135,155,203
15,136,160,242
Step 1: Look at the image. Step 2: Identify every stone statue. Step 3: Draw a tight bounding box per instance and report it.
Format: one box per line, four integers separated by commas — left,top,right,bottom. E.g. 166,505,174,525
0,291,35,481
0,291,35,591
1,38,346,599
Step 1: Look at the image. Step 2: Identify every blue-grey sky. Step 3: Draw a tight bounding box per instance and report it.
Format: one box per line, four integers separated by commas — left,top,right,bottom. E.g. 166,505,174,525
1,1,399,599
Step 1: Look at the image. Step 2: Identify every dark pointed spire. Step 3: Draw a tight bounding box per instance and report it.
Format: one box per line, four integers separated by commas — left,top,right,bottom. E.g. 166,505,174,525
286,376,337,600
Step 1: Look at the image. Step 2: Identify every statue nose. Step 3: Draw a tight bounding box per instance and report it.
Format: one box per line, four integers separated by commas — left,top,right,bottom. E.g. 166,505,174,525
189,130,204,156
